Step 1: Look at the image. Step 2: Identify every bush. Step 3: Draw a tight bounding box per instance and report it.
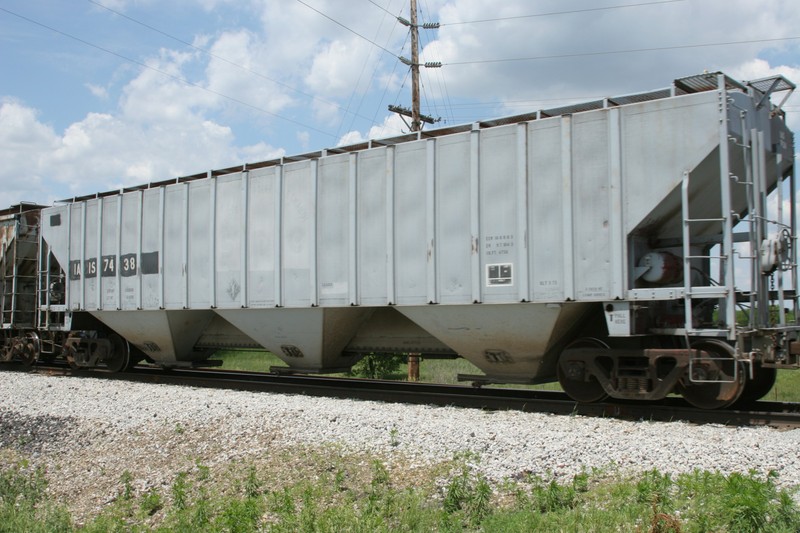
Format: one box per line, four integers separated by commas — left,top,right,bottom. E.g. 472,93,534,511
349,353,406,379
442,461,493,525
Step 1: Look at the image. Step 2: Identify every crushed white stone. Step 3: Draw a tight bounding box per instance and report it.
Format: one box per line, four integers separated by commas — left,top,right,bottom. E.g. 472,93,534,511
1,371,799,519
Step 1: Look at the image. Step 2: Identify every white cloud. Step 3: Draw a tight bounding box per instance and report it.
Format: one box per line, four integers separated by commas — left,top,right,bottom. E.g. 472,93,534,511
0,99,59,206
86,83,109,99
425,0,800,105
337,113,407,146
296,131,311,150
251,0,409,126
0,93,282,205
336,130,364,147
205,29,295,118
119,48,214,124
304,39,374,98
238,141,285,164
732,59,800,82
0,98,58,149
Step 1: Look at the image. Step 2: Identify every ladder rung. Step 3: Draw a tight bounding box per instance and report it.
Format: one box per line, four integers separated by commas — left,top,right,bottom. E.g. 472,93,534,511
685,217,726,223
686,329,732,337
688,286,729,298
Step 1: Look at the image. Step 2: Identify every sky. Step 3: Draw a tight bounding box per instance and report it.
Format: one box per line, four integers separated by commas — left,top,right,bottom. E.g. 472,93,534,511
1,0,799,208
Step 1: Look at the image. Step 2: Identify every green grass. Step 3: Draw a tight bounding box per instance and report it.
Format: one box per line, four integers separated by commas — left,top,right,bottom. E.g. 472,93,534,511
212,350,287,372
763,369,800,403
0,461,72,532
3,455,799,532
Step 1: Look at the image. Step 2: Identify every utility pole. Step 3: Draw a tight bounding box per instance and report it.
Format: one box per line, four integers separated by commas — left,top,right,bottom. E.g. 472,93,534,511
389,0,441,133
407,0,421,380
409,0,421,132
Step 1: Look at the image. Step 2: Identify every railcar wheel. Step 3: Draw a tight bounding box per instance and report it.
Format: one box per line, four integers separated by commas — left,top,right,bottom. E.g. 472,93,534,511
104,333,132,372
557,338,610,403
734,364,777,406
14,333,40,367
680,340,745,410
63,344,79,369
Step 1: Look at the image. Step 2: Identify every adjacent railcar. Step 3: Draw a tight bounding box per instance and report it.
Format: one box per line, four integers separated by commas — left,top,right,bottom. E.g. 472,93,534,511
3,71,799,409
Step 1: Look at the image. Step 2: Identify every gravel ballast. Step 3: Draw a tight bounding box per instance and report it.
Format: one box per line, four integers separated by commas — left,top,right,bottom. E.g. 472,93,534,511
1,371,800,520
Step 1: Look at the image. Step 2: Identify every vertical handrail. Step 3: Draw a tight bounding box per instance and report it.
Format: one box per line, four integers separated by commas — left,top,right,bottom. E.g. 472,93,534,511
717,74,736,339
0,236,6,324
43,242,50,329
776,153,786,325
753,131,771,326
37,230,47,329
10,218,19,327
739,115,757,327
792,168,799,321
681,172,693,333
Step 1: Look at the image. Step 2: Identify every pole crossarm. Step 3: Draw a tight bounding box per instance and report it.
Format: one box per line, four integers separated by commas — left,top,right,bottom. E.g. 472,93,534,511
387,104,439,125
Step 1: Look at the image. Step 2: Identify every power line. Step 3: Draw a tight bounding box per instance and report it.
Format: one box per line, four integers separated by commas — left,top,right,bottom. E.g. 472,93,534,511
0,6,337,138
440,0,684,25
296,0,433,135
446,36,800,65
294,0,398,58
366,0,401,18
369,32,410,136
338,0,404,138
87,0,379,128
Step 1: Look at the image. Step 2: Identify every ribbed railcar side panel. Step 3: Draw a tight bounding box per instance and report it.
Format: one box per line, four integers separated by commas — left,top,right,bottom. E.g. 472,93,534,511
83,201,98,310
214,174,244,308
100,196,119,310
119,192,140,310
478,124,520,303
162,187,184,309
527,118,565,302
393,140,429,305
67,203,82,311
572,111,612,301
281,161,313,307
246,166,278,308
188,181,211,308
357,148,388,305
140,189,160,309
435,133,473,305
317,154,352,307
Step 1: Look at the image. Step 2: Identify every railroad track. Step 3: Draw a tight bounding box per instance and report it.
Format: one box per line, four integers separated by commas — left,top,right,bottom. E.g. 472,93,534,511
9,363,800,429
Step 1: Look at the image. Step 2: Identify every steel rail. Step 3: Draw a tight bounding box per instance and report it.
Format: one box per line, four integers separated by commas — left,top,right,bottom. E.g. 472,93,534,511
5,363,800,428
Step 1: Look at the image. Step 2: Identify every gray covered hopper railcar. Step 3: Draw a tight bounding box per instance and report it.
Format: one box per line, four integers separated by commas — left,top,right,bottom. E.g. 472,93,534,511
31,71,800,409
